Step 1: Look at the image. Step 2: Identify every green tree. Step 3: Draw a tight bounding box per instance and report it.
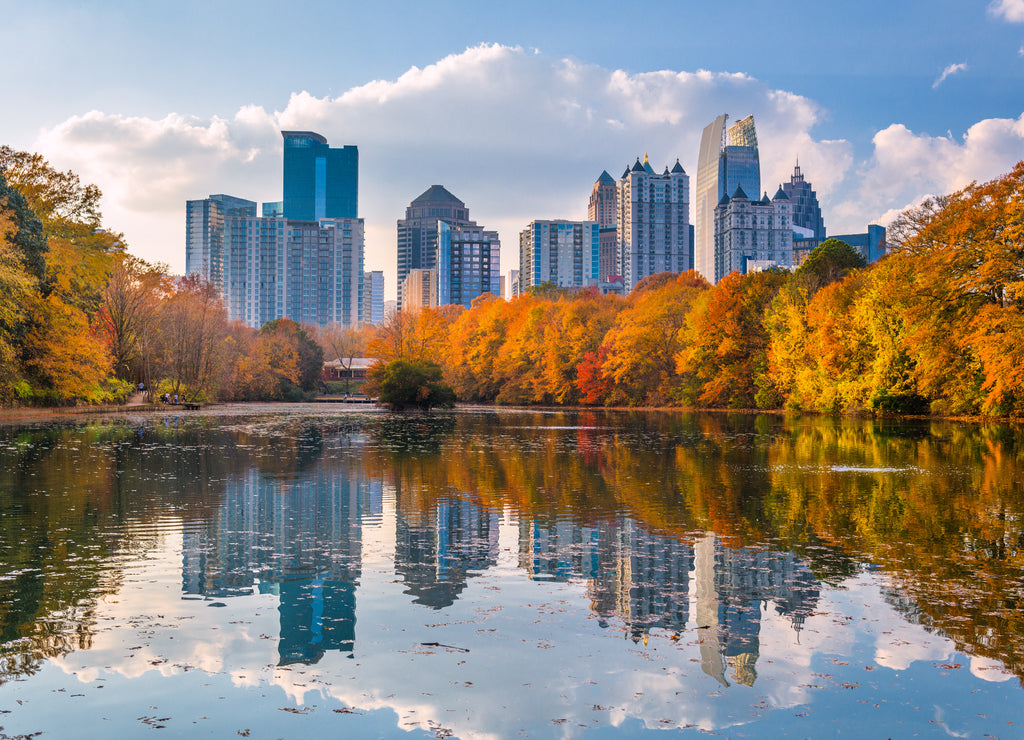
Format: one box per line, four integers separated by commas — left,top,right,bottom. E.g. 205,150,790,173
369,359,456,410
794,238,866,294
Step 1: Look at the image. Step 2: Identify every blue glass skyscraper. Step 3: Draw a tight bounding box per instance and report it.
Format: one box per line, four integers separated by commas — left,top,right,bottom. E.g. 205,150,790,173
282,131,358,220
696,114,761,283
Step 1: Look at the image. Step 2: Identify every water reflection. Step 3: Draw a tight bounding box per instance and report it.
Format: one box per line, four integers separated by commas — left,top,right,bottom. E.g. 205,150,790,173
1,409,1022,721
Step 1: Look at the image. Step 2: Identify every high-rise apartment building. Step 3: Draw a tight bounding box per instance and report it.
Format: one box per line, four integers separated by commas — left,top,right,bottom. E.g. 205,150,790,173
224,216,364,329
588,171,617,227
281,131,358,221
436,222,500,309
616,154,690,291
696,114,761,283
185,194,257,293
782,161,825,240
401,268,437,313
396,185,473,310
362,270,384,326
518,220,600,292
186,130,364,330
713,186,792,280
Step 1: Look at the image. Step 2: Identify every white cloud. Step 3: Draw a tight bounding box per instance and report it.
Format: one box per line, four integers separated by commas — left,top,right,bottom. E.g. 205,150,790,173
932,62,968,89
837,113,1024,229
989,0,1024,22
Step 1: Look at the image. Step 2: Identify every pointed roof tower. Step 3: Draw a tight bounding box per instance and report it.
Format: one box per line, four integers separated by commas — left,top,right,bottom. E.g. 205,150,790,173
642,153,655,174
671,159,685,174
597,170,615,185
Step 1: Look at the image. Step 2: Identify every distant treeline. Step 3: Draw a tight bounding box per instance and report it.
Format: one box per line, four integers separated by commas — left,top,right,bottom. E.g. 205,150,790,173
2,146,1022,415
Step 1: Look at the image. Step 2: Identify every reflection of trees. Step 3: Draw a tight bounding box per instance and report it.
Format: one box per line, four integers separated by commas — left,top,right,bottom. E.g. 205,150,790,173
0,418,324,682
368,410,1024,684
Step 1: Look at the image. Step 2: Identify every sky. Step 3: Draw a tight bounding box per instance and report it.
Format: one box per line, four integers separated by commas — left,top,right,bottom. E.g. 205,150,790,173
2,0,1023,299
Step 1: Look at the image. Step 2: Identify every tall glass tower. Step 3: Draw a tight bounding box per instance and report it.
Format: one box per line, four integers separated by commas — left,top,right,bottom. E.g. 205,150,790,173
695,114,761,283
281,131,358,221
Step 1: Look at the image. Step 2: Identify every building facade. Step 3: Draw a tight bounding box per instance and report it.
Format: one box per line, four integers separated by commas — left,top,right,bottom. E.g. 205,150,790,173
185,194,257,293
436,222,500,309
518,220,600,293
281,131,358,221
588,170,617,228
793,225,886,266
713,186,792,281
396,185,474,311
616,154,691,291
696,114,762,283
401,268,437,313
782,161,825,239
223,216,364,329
362,270,384,326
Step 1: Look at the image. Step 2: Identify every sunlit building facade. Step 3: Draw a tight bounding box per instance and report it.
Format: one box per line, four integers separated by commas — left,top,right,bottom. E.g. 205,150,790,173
436,222,500,309
713,186,792,280
616,154,691,291
396,185,474,311
185,194,257,294
518,220,600,292
696,114,762,283
224,216,364,329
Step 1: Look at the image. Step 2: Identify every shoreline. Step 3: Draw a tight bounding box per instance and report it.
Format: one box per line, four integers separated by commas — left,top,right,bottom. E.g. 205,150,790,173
0,400,1020,427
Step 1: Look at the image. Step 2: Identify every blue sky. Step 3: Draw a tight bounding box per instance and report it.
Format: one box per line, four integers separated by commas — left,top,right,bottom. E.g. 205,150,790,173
3,0,1023,297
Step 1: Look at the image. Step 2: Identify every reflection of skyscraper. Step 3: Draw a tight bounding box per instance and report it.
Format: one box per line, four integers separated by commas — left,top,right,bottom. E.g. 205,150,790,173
696,114,761,283
694,533,819,687
395,499,500,609
519,517,694,642
181,464,382,665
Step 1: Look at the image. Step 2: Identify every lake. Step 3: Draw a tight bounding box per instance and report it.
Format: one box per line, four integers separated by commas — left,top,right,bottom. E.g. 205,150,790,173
1,405,1022,738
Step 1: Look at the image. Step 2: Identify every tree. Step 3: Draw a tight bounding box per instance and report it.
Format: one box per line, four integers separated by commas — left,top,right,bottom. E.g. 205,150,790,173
369,359,456,410
679,269,787,408
793,238,866,294
0,172,47,281
154,276,230,401
601,271,709,405
99,255,167,384
0,146,102,238
259,318,324,396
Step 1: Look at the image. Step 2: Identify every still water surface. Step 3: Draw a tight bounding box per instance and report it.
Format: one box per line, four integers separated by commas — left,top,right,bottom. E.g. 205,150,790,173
1,405,1022,738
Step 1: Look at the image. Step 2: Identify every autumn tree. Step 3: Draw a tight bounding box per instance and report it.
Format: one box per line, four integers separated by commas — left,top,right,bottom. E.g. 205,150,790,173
99,255,168,386
153,276,230,401
679,268,788,408
601,271,710,405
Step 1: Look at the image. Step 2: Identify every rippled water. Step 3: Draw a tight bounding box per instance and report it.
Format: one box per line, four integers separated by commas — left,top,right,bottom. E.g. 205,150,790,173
1,405,1022,738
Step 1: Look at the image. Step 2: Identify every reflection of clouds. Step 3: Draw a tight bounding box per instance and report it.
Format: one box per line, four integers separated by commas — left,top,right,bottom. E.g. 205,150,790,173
37,510,1019,739
970,655,1014,683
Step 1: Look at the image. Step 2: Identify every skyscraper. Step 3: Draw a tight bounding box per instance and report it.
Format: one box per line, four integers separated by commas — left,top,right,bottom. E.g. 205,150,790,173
223,215,364,329
782,161,825,239
713,186,792,281
616,154,690,291
518,220,600,292
185,194,256,293
696,114,761,282
363,270,384,326
436,222,500,309
587,171,617,227
396,185,473,310
281,131,358,221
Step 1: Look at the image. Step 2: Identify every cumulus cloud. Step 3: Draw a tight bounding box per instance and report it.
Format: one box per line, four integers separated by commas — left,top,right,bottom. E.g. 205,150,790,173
932,62,968,89
32,44,851,282
836,113,1024,228
989,0,1024,22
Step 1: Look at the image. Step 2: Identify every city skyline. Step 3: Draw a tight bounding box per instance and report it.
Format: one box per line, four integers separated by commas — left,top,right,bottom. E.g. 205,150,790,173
3,2,1024,300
